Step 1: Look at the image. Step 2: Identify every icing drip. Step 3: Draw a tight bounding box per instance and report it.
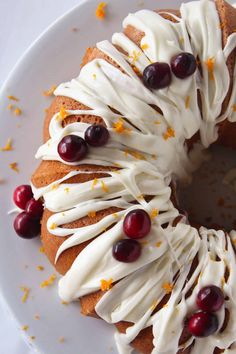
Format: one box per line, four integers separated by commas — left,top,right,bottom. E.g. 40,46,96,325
33,1,236,353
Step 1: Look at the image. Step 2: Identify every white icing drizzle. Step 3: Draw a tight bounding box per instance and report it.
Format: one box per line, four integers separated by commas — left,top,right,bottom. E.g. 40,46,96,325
33,1,236,353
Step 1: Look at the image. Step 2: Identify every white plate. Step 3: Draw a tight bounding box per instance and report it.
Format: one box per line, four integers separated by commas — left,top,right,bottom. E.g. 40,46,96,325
0,0,222,353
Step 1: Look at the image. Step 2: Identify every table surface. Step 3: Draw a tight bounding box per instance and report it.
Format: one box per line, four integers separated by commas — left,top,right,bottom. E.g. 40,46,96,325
0,1,81,353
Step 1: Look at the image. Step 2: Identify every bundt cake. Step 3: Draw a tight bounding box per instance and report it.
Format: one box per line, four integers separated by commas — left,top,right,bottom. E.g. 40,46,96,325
20,0,236,352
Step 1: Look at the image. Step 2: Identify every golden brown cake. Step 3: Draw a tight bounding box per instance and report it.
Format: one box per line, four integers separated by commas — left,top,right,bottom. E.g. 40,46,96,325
31,1,236,353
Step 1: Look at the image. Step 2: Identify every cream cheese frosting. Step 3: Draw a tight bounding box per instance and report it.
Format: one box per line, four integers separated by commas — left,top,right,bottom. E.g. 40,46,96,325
33,1,236,353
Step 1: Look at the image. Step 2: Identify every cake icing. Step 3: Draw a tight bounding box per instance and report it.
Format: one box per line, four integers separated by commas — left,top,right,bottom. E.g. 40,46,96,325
32,1,236,353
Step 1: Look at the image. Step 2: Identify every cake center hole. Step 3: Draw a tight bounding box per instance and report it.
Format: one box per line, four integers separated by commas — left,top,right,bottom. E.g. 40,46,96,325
178,145,236,231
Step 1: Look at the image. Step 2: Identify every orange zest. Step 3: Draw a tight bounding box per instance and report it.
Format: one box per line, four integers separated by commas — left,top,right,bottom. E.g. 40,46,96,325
205,57,215,81
101,180,109,193
43,85,57,97
0,138,13,151
163,127,175,140
113,118,131,134
150,208,158,219
185,95,190,109
40,274,57,288
8,95,19,101
59,106,69,120
162,282,174,294
9,162,19,172
20,286,30,303
14,107,22,116
96,2,107,20
100,278,113,291
88,211,97,218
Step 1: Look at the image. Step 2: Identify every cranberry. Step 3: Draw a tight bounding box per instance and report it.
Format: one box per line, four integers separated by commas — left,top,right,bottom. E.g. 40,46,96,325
123,209,151,239
13,185,33,210
143,62,171,90
112,239,141,262
14,212,40,239
188,311,218,337
85,124,109,147
196,286,224,312
58,135,88,162
25,198,44,219
171,52,197,79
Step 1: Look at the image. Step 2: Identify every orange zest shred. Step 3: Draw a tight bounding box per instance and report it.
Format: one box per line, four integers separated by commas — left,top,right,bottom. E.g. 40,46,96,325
150,208,159,219
49,223,57,230
61,300,69,305
128,50,141,64
185,95,190,109
155,241,162,248
40,274,57,288
162,282,174,294
131,65,141,75
9,162,19,173
233,104,236,112
14,107,22,116
91,178,98,190
43,85,57,97
88,210,97,218
39,246,45,253
37,265,44,271
101,180,109,193
51,183,59,190
7,104,13,110
8,95,19,101
20,287,30,303
100,278,113,291
21,325,29,331
0,138,13,151
96,2,107,20
163,127,175,140
64,187,70,193
205,57,215,81
113,118,131,134
112,213,119,219
154,120,161,125
124,149,146,160
59,106,69,120
141,43,149,50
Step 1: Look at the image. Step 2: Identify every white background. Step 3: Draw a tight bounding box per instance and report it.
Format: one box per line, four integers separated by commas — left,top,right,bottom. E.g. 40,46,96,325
0,1,81,353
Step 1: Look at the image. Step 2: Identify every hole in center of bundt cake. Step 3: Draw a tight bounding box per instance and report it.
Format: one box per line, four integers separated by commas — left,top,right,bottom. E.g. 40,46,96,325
178,144,236,231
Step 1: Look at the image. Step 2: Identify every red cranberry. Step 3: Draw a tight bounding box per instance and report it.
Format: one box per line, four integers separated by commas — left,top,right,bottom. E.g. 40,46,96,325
196,286,224,312
14,212,40,239
143,62,171,89
85,124,109,147
171,52,197,79
13,185,33,209
25,198,44,219
188,311,218,337
112,239,141,262
123,209,151,239
58,135,88,162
